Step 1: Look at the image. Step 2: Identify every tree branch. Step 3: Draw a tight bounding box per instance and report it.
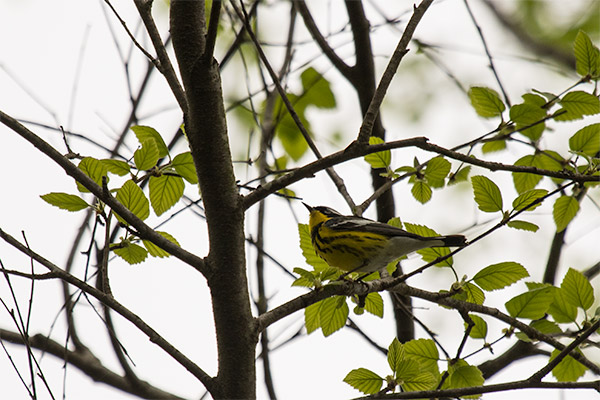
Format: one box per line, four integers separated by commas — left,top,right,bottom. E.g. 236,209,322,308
0,228,215,392
0,110,207,274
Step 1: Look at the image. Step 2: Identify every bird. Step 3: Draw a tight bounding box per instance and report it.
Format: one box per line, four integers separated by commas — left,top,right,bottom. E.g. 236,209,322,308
303,203,467,274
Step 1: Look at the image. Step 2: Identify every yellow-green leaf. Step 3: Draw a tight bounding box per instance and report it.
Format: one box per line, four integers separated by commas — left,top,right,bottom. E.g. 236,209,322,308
131,125,169,158
40,192,89,212
553,196,580,232
469,86,505,118
142,231,180,258
473,262,529,291
171,152,198,184
115,180,150,224
148,175,184,216
512,189,548,211
134,139,160,171
472,175,503,212
574,30,600,78
364,136,391,169
569,123,600,156
343,368,383,395
113,242,148,265
561,268,594,310
550,348,587,382
507,220,539,232
77,157,108,193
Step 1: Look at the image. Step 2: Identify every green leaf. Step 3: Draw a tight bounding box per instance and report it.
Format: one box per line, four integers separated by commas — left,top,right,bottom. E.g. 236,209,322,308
469,86,505,118
134,138,160,171
509,103,546,141
522,93,547,107
512,189,548,211
481,139,507,153
512,155,543,194
561,268,594,310
556,91,600,121
505,286,556,319
550,348,587,382
471,175,503,212
463,282,485,305
449,166,471,185
40,192,89,212
142,231,179,258
569,123,600,156
274,97,310,161
291,267,318,288
516,319,562,342
507,220,539,232
364,292,384,318
574,30,600,78
466,314,488,339
404,339,440,377
115,180,150,224
300,67,336,109
400,370,437,392
171,152,198,184
424,156,451,187
77,157,108,193
473,262,529,291
148,175,184,216
112,242,148,265
447,365,484,398
404,223,453,267
101,159,131,176
319,296,348,336
387,338,404,374
131,125,169,158
298,224,330,271
553,196,580,232
548,288,578,324
364,136,391,169
304,301,321,334
343,368,383,395
411,180,432,204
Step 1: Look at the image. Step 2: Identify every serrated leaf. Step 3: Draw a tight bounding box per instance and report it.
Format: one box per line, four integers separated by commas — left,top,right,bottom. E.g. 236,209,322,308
298,224,330,271
131,125,169,158
77,157,108,193
557,91,600,121
364,292,384,318
569,123,600,156
522,93,547,107
509,102,546,141
505,286,556,319
574,30,600,78
113,242,148,264
471,175,503,212
516,319,562,342
115,180,150,224
449,166,471,185
473,262,529,291
388,338,404,373
481,140,507,153
320,296,348,336
548,288,578,323
343,368,383,395
142,231,179,258
404,223,454,267
401,370,437,392
171,152,198,184
364,136,391,169
553,196,580,232
561,268,594,310
466,314,487,339
447,365,484,398
40,192,89,212
404,339,440,377
300,67,336,109
411,180,432,204
550,348,587,382
148,174,184,216
291,267,317,288
134,139,160,171
304,300,321,334
101,159,131,176
512,189,548,211
507,220,539,232
463,282,485,305
512,155,543,194
469,87,505,118
424,156,451,187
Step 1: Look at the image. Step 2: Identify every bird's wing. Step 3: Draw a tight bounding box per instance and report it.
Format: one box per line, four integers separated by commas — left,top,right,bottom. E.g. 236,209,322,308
325,217,431,240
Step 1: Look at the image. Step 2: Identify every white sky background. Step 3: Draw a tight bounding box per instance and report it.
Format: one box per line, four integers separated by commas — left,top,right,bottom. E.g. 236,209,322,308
0,0,599,399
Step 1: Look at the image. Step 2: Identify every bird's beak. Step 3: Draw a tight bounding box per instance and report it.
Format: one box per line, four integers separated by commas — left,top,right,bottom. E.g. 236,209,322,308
302,202,313,212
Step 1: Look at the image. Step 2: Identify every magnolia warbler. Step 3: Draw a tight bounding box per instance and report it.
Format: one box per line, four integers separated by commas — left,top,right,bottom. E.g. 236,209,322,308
304,203,467,274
